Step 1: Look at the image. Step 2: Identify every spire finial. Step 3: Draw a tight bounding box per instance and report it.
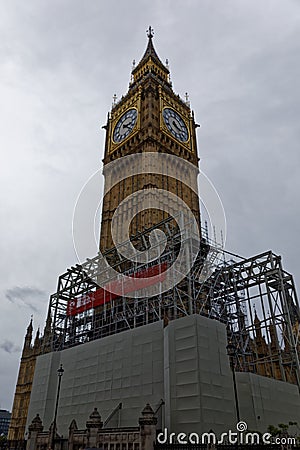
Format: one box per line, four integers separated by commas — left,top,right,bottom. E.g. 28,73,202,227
147,26,154,39
253,305,259,322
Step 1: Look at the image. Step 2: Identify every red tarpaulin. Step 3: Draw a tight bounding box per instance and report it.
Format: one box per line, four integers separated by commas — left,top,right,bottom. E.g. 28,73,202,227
66,262,168,316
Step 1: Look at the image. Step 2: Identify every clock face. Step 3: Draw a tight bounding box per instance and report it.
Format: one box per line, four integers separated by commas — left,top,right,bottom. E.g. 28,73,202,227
162,108,189,142
113,108,138,143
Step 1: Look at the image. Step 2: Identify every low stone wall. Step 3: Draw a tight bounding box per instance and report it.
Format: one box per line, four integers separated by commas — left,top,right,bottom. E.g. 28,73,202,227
26,404,156,450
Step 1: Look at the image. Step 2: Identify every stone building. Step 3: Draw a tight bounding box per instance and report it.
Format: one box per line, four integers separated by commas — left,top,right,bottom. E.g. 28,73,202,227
8,315,52,447
0,409,11,437
26,405,156,450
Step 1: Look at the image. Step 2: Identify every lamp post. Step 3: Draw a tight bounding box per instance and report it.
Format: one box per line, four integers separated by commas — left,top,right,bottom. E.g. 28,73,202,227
50,364,64,450
226,343,240,423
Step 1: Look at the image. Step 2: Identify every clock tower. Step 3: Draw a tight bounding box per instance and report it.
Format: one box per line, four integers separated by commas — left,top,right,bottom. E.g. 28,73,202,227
99,27,201,252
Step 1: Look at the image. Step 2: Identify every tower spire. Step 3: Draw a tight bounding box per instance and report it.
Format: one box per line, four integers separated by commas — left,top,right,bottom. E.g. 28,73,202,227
139,25,163,66
131,26,170,85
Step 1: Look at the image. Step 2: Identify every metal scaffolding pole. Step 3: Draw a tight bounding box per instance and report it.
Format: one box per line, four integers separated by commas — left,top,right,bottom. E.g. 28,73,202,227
43,214,300,389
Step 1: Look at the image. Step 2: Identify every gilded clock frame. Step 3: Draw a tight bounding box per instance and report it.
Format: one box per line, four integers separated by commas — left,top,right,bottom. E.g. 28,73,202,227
159,93,192,151
162,106,190,143
108,89,142,154
111,106,139,145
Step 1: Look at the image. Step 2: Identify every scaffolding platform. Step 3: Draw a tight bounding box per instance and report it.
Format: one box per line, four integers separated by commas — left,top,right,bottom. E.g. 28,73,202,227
46,214,300,388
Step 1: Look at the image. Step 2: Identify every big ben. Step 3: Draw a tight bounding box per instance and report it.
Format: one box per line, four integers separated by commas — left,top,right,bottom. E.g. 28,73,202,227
99,26,201,252
8,27,204,444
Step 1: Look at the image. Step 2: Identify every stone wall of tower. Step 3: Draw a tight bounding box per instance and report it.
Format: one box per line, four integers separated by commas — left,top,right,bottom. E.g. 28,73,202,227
100,75,201,252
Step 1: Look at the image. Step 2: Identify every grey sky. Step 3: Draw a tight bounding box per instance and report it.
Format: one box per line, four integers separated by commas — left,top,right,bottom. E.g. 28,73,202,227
0,0,300,410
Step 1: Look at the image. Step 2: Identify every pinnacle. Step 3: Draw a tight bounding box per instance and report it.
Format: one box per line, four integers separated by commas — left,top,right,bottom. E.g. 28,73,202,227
27,317,33,334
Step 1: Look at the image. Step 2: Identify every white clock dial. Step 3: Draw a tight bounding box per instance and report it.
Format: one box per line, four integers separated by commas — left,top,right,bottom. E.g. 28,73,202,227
163,108,188,142
113,109,138,143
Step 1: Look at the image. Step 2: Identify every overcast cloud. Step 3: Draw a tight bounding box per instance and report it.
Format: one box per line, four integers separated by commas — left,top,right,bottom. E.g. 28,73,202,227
0,0,299,410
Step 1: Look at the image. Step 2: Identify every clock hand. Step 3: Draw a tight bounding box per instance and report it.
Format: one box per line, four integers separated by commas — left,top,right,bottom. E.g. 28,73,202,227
172,120,182,133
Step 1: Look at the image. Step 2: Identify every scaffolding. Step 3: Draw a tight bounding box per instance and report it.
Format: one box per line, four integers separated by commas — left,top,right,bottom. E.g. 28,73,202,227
46,214,300,389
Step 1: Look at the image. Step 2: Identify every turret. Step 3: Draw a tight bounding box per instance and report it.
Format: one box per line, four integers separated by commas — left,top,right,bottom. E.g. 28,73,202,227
86,408,103,448
139,404,157,450
254,310,262,340
26,414,44,450
34,328,40,350
42,309,52,353
23,318,33,351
